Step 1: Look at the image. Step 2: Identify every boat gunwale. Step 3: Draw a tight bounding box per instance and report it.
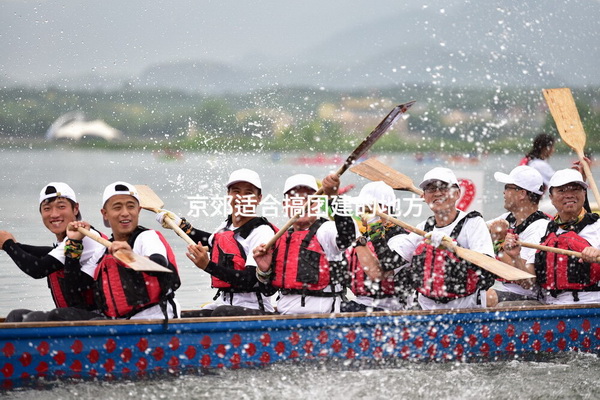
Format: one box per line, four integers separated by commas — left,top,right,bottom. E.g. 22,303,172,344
1,303,598,332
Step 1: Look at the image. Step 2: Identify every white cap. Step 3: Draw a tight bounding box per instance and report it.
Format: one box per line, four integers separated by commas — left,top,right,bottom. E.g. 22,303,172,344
226,168,262,190
102,181,140,206
284,174,319,194
549,169,588,190
39,182,77,205
358,181,396,208
494,166,544,195
419,167,460,189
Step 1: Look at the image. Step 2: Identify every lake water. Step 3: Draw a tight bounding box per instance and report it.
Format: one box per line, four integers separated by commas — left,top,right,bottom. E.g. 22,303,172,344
1,147,598,398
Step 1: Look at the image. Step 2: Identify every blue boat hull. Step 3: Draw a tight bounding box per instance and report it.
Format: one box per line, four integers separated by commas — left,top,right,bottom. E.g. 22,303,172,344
1,305,599,389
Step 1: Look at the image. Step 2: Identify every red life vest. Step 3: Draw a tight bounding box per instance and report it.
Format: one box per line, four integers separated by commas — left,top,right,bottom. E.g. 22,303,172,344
94,227,180,319
412,211,494,302
518,156,530,166
271,219,340,294
210,217,277,289
534,214,600,293
346,241,396,297
47,227,107,309
495,211,549,283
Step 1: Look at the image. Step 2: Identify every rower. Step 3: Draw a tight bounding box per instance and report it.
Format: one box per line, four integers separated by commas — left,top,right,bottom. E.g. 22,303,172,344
0,182,106,322
341,181,413,312
253,173,357,315
503,168,600,305
158,169,278,316
486,166,549,306
76,181,181,320
387,167,496,310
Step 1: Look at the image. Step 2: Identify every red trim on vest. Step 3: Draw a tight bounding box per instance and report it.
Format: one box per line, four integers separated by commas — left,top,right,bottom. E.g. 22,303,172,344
346,242,396,297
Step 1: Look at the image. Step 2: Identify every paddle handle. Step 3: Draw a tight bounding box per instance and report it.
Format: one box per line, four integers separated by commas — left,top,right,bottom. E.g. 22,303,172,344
374,210,459,252
375,211,426,236
578,154,600,208
375,210,535,280
164,216,196,246
264,185,328,250
265,163,358,249
78,227,111,248
520,240,600,262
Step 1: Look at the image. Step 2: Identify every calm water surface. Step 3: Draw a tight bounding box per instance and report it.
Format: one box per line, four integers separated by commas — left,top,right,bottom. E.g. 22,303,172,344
1,147,597,399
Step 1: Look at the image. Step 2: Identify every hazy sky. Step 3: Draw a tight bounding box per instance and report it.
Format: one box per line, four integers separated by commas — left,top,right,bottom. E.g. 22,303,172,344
0,0,420,81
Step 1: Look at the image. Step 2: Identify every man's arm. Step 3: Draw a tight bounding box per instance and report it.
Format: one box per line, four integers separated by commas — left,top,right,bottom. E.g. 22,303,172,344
2,239,64,278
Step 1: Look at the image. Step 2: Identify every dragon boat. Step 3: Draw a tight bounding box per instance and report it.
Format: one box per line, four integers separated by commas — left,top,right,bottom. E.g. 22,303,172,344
1,303,599,389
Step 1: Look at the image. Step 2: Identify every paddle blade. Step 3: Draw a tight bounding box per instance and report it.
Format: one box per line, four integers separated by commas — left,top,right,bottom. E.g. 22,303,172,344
350,158,423,195
341,101,415,171
543,88,586,154
114,249,173,273
135,184,165,212
453,247,534,281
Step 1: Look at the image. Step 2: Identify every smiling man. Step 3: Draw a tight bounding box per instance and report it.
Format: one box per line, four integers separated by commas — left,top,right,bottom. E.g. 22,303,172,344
486,166,549,305
83,181,181,320
387,167,495,310
503,169,600,305
253,173,357,315
159,169,278,317
0,182,105,322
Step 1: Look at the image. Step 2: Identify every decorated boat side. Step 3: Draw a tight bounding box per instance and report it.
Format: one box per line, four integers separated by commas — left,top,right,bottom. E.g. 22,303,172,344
1,304,599,389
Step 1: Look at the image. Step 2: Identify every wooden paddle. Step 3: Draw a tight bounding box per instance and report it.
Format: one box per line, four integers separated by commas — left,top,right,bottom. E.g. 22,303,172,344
135,184,196,246
77,227,172,273
374,211,535,281
520,241,600,262
264,101,416,250
543,88,600,205
350,158,423,195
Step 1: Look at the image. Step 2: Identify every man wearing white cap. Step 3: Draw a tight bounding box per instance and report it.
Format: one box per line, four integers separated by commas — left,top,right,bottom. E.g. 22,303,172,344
486,166,550,305
0,182,106,322
166,169,278,316
71,181,181,320
387,167,495,310
342,181,412,312
253,173,357,314
503,168,600,305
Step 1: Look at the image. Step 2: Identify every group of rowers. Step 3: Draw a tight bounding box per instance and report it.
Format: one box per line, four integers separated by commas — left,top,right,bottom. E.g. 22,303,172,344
1,157,599,323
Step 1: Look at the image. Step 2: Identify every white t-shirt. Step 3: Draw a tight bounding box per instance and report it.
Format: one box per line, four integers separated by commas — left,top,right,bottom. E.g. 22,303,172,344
48,228,106,277
527,218,600,305
387,211,494,310
276,219,359,315
202,220,276,312
89,229,180,319
488,212,549,296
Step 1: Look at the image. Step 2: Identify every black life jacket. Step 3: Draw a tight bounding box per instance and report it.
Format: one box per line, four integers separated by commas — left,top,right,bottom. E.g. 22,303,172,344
412,211,495,302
